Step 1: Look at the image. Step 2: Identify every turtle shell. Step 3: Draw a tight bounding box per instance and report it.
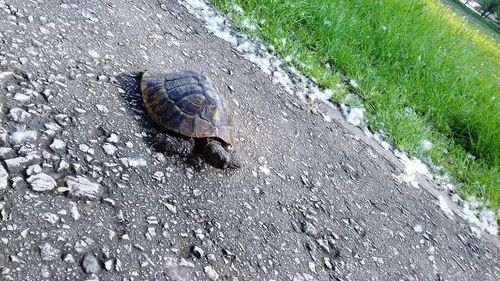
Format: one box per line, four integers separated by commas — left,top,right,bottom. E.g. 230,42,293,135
140,70,234,148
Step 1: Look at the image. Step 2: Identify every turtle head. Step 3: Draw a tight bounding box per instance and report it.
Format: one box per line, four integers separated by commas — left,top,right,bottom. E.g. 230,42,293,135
202,141,241,169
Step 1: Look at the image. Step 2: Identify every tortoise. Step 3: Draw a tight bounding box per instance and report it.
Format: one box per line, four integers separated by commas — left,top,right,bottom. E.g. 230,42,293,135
140,70,241,169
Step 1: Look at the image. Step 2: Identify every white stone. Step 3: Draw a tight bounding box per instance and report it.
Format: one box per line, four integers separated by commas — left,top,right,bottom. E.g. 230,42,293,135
44,122,62,131
50,139,66,152
0,128,7,146
163,202,177,214
79,144,90,153
88,50,100,58
39,26,50,34
42,212,59,224
96,104,109,113
204,266,219,281
66,176,102,199
115,258,122,272
4,157,29,173
9,130,37,144
0,164,8,191
40,242,59,261
0,147,15,159
27,173,56,191
107,134,119,143
102,143,117,155
414,224,424,233
63,253,75,263
57,160,70,172
0,71,14,80
14,93,30,101
8,108,31,122
26,164,42,175
259,166,270,176
104,259,114,271
69,202,80,220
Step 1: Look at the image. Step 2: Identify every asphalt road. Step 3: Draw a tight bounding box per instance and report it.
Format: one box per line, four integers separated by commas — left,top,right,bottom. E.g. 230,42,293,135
0,0,499,280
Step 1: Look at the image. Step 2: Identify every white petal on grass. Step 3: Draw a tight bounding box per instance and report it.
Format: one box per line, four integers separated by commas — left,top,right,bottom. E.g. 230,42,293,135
341,105,365,126
438,196,455,219
420,139,433,152
394,151,429,189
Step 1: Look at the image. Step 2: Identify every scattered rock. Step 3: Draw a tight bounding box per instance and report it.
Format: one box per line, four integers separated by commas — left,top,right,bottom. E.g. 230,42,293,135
8,108,31,123
162,202,177,214
88,50,100,58
204,265,219,281
259,166,271,176
44,122,62,132
414,224,424,233
152,171,165,182
324,257,333,269
14,93,30,102
26,164,42,175
63,253,76,263
308,261,316,273
190,246,204,259
115,258,122,272
9,130,37,144
54,114,70,126
27,173,56,191
0,71,14,80
301,221,319,237
146,216,159,225
4,157,29,173
0,128,7,146
0,164,8,191
0,147,15,159
5,157,29,173
82,253,101,274
104,259,114,271
96,104,109,113
79,144,94,154
50,139,66,152
57,159,70,172
39,242,59,261
66,176,103,199
102,143,117,155
74,238,94,254
107,134,119,143
69,202,80,220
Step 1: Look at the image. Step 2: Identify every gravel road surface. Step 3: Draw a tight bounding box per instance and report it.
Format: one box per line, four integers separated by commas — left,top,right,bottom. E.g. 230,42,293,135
0,0,499,280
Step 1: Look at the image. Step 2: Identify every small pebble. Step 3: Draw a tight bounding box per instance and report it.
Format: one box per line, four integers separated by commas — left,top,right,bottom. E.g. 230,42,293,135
204,265,219,281
191,246,205,259
40,242,59,261
82,253,101,274
27,173,56,191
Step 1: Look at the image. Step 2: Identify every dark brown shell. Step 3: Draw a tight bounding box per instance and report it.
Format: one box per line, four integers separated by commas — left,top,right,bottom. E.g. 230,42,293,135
141,70,234,147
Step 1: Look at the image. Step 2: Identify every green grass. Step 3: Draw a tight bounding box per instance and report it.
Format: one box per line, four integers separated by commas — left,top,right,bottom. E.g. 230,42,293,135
212,0,500,210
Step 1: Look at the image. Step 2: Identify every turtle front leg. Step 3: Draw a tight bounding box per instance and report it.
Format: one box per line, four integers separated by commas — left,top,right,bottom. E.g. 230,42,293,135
202,141,241,169
153,133,194,156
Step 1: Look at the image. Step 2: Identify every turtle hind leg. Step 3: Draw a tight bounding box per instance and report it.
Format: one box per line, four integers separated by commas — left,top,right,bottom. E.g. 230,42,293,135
153,133,194,156
201,141,241,169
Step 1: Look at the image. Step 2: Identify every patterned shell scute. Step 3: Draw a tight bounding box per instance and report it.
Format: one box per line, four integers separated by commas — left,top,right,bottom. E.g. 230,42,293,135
141,71,234,146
